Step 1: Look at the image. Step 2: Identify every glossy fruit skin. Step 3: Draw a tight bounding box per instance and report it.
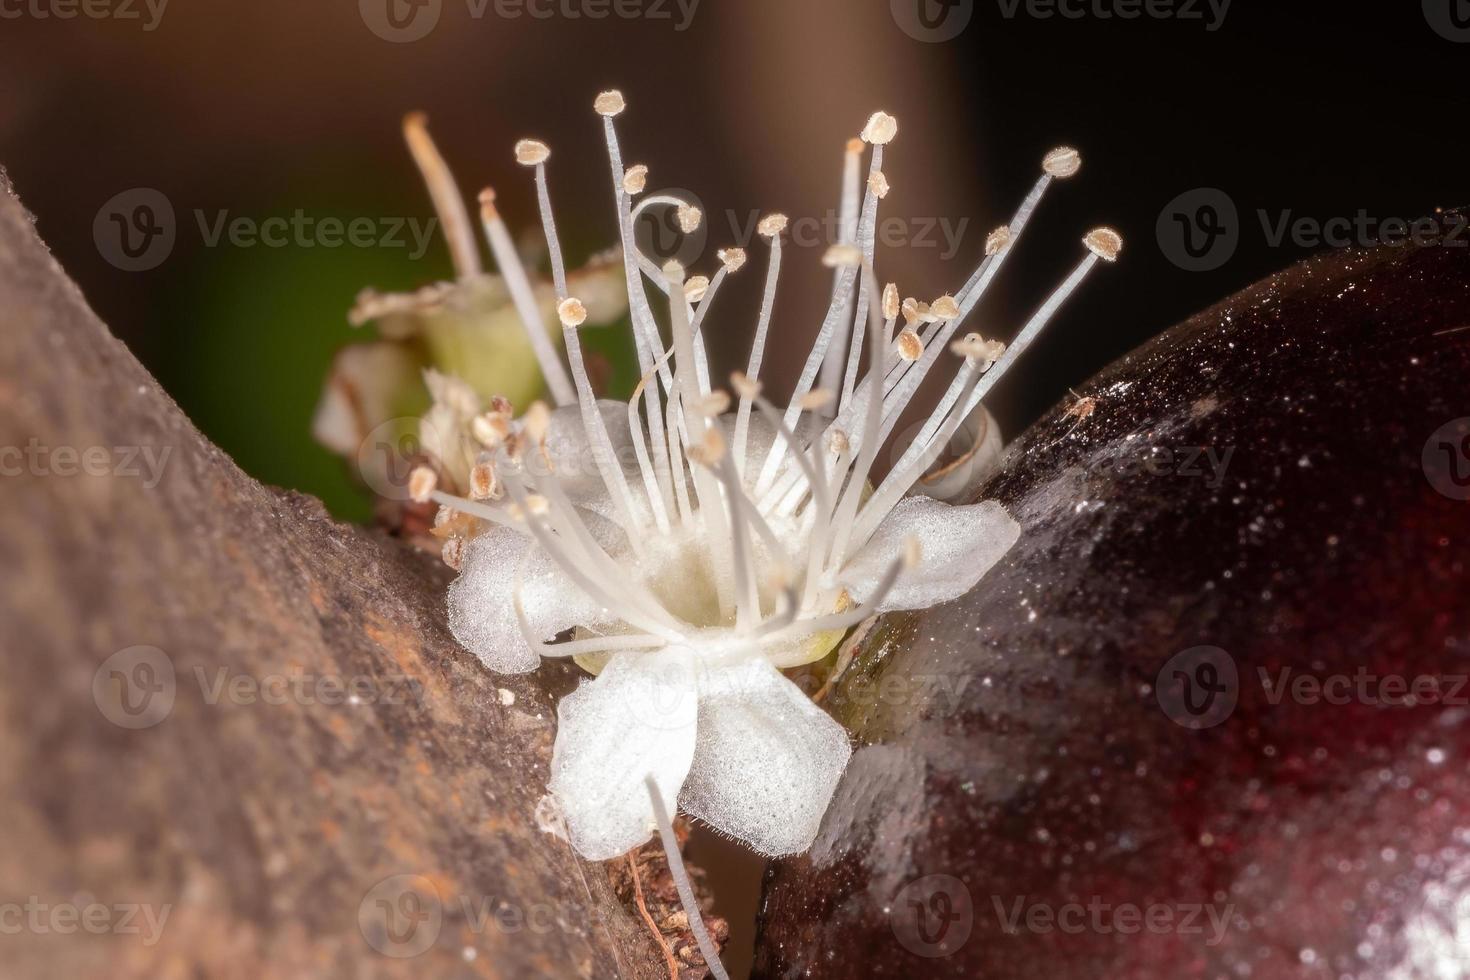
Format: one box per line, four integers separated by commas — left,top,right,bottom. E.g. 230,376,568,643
755,221,1470,979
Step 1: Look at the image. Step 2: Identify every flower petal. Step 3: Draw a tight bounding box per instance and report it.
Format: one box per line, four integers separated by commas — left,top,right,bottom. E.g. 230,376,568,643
522,400,633,519
679,658,852,856
549,648,700,860
447,525,612,674
842,496,1019,613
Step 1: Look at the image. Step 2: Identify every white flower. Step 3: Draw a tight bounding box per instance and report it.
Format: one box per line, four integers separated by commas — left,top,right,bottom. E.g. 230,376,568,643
424,91,1120,862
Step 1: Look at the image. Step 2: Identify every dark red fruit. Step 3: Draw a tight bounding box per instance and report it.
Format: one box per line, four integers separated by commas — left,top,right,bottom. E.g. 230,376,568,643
755,218,1470,979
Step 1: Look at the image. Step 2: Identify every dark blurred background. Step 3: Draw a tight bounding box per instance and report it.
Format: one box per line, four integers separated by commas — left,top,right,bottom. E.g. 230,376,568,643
3,2,1467,521
3,1,1466,971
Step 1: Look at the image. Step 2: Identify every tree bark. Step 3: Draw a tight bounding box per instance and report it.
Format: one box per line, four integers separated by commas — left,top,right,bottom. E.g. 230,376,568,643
0,172,684,978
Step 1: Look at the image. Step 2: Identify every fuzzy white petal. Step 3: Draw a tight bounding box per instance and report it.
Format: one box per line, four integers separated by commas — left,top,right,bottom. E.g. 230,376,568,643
447,525,612,674
842,497,1019,613
549,648,700,860
529,400,634,514
679,658,852,856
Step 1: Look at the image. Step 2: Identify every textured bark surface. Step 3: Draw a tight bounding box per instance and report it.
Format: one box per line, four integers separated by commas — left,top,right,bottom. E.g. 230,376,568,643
0,172,707,978
756,219,1470,977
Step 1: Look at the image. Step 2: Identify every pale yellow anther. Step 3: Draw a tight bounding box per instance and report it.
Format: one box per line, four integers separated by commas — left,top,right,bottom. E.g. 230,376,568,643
688,426,727,466
845,137,864,154
931,294,960,320
622,164,648,195
557,297,588,327
861,111,899,145
472,412,511,448
1084,227,1124,262
882,283,900,320
477,187,499,221
895,328,923,362
698,390,731,416
442,536,464,571
757,213,788,237
523,401,551,443
1043,146,1082,178
676,204,703,234
661,259,685,281
593,90,626,116
469,462,498,500
800,389,835,412
730,371,761,400
683,275,710,303
985,225,1013,256
514,139,550,165
718,247,747,272
822,243,862,268
901,296,921,326
950,332,989,361
867,171,890,199
408,466,437,504
828,429,851,455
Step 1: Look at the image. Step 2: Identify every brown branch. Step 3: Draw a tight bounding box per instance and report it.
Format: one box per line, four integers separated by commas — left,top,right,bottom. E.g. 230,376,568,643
0,171,678,977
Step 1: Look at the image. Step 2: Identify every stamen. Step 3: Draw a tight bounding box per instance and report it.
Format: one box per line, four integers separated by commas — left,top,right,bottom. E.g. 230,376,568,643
402,112,481,278
644,777,731,980
755,128,889,497
555,297,648,547
409,465,437,503
478,190,577,406
731,217,785,475
817,136,865,415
